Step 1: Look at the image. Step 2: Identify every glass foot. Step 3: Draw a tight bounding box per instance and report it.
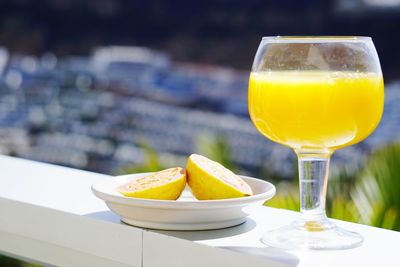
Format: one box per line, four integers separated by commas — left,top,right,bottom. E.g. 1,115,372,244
261,219,363,250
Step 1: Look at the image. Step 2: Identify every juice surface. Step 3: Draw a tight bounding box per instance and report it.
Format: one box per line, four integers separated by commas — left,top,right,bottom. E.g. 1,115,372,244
248,71,384,151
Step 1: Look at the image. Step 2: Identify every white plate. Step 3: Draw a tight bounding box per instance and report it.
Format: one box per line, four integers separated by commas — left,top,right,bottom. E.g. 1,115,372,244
91,173,276,230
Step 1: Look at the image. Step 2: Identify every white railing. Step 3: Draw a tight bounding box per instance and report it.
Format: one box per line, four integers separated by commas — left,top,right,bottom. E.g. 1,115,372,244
0,155,398,267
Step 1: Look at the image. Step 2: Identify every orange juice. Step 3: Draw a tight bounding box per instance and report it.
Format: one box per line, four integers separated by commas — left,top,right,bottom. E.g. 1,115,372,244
248,71,384,151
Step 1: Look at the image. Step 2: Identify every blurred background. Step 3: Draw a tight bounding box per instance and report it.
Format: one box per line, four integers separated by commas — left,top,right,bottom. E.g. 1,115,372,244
1,0,400,265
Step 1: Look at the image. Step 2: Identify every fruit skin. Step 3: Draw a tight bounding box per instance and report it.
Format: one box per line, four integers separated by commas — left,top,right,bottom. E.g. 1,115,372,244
118,167,186,200
186,154,253,200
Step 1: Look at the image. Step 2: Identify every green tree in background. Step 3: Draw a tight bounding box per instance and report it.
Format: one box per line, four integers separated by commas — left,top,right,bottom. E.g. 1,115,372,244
118,134,236,175
196,134,236,171
353,143,400,230
328,168,360,223
117,141,165,174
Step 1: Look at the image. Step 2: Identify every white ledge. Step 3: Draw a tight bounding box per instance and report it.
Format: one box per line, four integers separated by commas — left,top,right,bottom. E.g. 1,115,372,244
0,155,399,267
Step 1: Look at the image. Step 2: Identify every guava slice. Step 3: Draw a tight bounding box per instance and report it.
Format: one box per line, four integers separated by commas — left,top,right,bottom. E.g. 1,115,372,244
186,154,253,200
118,167,186,200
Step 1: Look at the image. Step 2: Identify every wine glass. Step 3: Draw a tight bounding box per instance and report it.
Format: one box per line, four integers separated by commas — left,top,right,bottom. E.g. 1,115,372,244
248,36,384,250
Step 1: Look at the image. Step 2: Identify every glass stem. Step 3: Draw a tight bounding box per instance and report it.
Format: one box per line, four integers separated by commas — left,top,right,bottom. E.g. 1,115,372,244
296,151,332,225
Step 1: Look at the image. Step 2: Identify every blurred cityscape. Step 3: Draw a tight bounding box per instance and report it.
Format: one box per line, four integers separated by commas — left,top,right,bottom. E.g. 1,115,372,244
0,46,399,178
